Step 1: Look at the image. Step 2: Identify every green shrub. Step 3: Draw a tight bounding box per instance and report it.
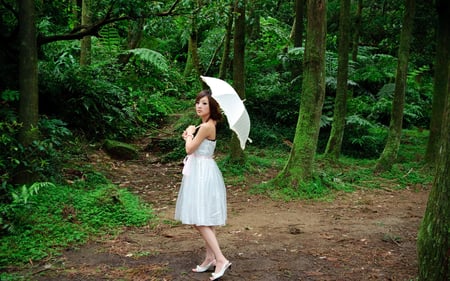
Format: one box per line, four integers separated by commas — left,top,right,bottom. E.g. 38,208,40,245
0,181,154,266
0,95,72,185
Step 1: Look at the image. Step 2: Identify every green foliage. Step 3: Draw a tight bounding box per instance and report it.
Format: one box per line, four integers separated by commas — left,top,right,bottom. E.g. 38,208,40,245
126,48,169,72
0,179,154,266
40,63,141,140
39,54,183,141
352,49,397,86
342,115,387,158
252,176,332,201
244,16,298,149
0,97,73,185
218,147,287,186
250,129,432,200
0,182,54,234
98,26,122,53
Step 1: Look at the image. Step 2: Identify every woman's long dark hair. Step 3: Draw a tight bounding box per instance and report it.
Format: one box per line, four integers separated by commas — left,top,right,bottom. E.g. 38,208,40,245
195,89,222,122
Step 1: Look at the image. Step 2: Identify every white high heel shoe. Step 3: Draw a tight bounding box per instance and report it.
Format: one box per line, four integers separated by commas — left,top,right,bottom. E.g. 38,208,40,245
192,260,216,273
210,261,232,280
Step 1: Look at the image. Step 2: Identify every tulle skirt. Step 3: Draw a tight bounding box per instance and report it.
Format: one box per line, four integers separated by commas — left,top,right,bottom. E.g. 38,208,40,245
174,156,227,226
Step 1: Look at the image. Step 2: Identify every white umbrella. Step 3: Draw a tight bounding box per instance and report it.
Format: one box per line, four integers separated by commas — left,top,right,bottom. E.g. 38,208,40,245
200,75,251,150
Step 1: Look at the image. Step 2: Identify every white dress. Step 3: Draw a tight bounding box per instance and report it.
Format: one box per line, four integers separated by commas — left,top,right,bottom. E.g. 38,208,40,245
174,139,227,226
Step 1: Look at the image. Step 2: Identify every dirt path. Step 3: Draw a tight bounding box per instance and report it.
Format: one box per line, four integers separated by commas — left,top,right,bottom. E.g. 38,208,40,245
34,145,429,281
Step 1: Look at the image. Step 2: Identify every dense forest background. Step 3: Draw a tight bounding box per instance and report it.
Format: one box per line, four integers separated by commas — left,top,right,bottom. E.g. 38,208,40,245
0,0,440,179
0,0,449,280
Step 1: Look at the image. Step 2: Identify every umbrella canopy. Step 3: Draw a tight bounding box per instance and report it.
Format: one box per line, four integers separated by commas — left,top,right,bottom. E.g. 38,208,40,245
200,75,251,150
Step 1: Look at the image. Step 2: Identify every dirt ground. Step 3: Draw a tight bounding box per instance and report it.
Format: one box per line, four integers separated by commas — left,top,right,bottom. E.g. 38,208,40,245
29,139,429,281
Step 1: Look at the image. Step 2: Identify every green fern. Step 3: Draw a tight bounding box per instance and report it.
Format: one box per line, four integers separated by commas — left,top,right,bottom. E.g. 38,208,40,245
126,48,169,72
98,26,121,53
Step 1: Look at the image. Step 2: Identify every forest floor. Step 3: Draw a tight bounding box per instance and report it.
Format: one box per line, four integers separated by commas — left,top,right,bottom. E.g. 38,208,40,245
28,135,429,281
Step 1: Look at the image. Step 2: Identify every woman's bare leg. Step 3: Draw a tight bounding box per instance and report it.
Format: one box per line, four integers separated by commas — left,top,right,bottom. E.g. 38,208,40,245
194,225,216,267
195,226,229,275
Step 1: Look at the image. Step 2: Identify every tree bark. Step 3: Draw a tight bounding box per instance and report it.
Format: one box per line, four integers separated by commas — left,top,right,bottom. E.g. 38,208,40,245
118,19,144,65
324,0,351,160
184,31,202,78
184,1,202,79
80,0,92,66
425,0,450,167
374,0,415,172
291,0,305,47
219,2,234,80
291,0,305,84
417,3,450,275
17,0,39,183
230,0,246,162
276,0,327,184
351,0,362,62
417,3,450,278
247,0,261,40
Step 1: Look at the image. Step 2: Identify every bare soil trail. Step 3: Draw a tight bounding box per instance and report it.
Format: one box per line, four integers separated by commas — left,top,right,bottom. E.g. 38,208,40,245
33,137,429,281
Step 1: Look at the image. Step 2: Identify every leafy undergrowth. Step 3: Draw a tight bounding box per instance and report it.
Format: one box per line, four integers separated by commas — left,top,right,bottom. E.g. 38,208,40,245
0,129,433,281
247,129,433,201
0,172,155,270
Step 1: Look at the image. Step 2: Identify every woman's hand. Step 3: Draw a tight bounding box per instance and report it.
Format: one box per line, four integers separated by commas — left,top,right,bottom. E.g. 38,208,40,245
182,125,196,140
186,125,196,135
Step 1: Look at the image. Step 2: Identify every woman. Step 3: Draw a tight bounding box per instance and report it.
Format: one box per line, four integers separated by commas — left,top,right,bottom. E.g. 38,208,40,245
174,89,232,280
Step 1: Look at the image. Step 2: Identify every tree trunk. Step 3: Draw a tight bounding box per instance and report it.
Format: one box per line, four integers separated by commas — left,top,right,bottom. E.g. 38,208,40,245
351,0,363,62
80,0,92,66
247,0,261,40
417,3,450,278
275,0,327,184
219,2,234,80
417,3,450,275
324,0,351,160
230,0,246,162
291,0,305,84
17,0,39,183
425,0,450,167
118,19,144,65
184,3,202,79
374,0,415,173
291,0,305,47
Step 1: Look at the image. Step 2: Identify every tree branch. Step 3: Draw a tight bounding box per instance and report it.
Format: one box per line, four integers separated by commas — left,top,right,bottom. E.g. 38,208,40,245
37,0,183,46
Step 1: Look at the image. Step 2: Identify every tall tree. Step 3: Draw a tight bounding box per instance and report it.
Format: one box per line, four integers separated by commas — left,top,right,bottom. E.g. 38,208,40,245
247,0,261,40
291,0,305,47
219,1,234,80
274,0,327,184
417,1,450,278
16,0,39,183
291,0,305,85
374,0,415,172
324,0,351,160
80,0,92,66
230,0,246,161
424,0,450,167
183,10,202,79
351,0,363,62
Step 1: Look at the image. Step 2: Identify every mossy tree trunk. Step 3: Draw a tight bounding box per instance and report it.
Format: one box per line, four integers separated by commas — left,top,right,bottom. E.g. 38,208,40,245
230,0,246,162
275,0,327,184
291,0,305,85
324,0,350,160
247,0,261,41
291,0,305,48
16,0,39,184
351,0,363,62
219,2,234,80
374,0,415,172
80,0,92,66
417,2,450,278
184,2,202,80
425,0,450,168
